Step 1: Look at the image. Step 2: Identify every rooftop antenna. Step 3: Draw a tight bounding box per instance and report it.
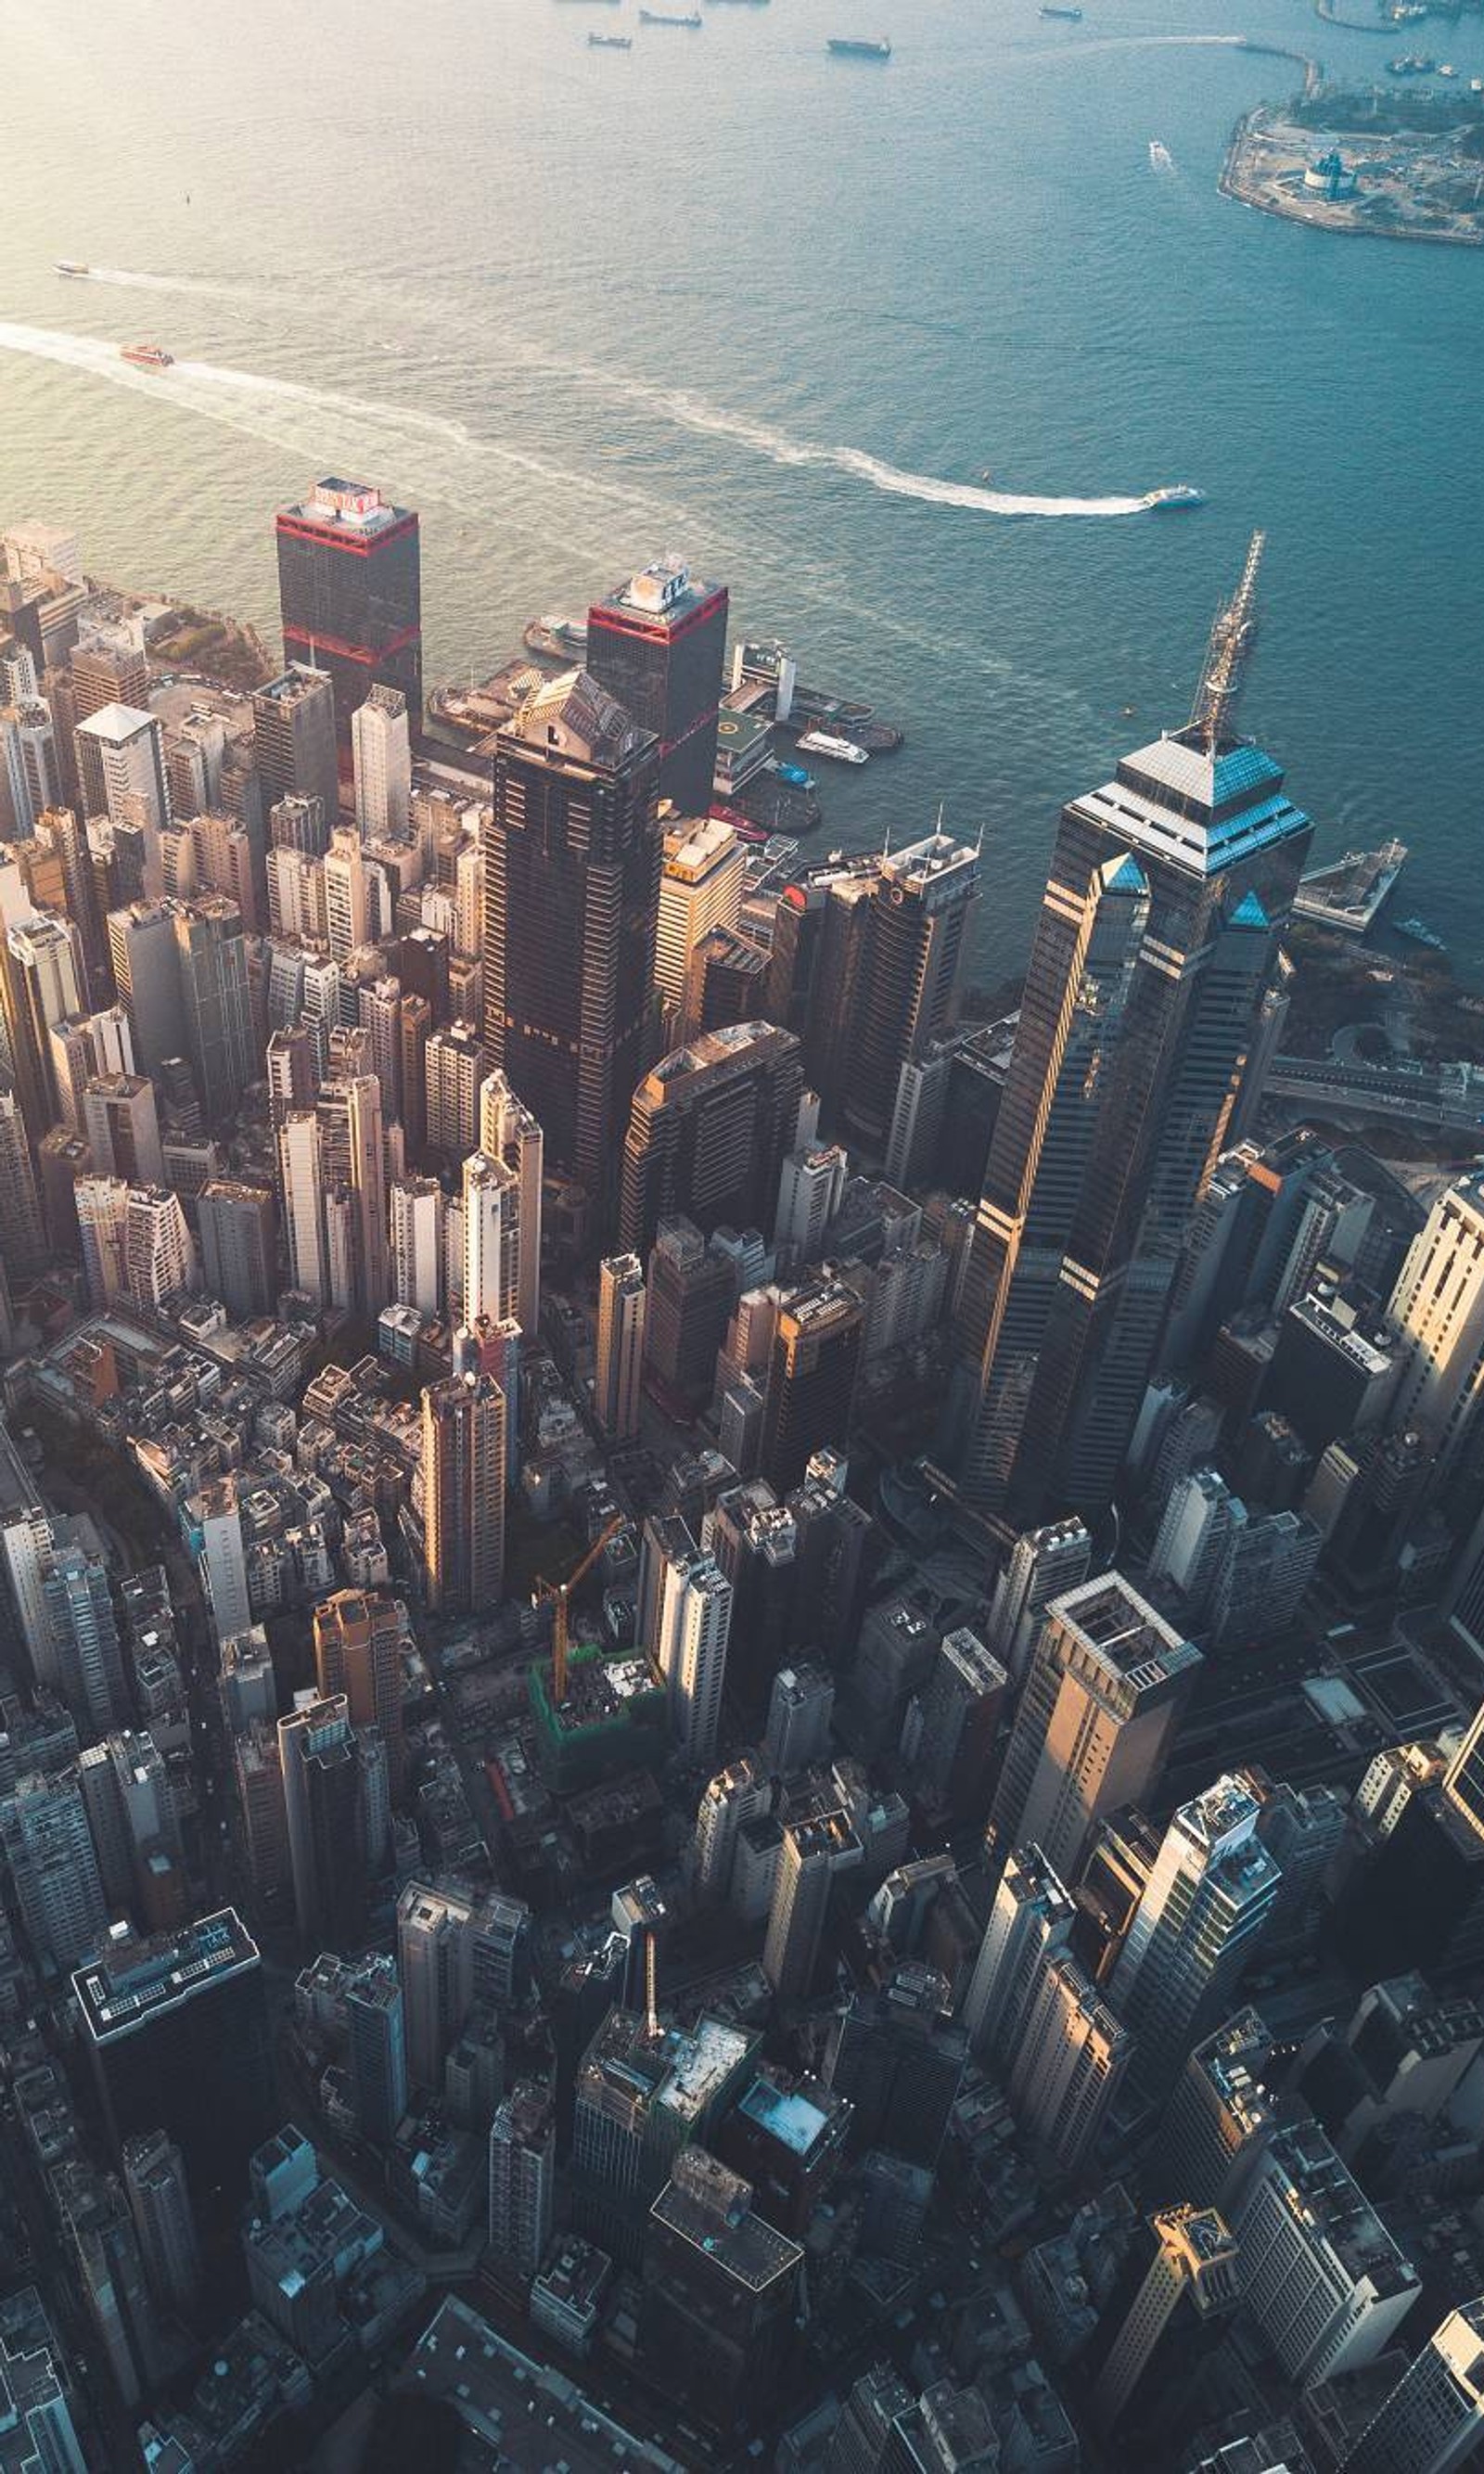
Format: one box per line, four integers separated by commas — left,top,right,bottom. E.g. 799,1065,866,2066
644,1927,660,2041
1189,529,1265,755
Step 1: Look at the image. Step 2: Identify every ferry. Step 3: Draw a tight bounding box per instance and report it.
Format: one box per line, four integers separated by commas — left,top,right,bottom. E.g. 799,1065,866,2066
120,342,174,370
1143,484,1205,512
797,730,868,765
589,29,633,42
55,261,90,278
1040,6,1082,19
1148,139,1174,173
1395,916,1447,953
639,9,701,22
827,34,891,57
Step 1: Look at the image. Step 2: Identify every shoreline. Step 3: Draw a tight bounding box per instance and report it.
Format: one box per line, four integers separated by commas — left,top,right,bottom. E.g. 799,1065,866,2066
1221,105,1484,248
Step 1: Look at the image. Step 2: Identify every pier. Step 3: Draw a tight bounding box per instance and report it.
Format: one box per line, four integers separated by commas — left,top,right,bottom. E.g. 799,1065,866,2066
1293,838,1408,935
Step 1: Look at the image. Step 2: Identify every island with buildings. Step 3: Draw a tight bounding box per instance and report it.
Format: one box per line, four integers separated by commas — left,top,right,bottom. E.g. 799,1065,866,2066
1223,80,1484,243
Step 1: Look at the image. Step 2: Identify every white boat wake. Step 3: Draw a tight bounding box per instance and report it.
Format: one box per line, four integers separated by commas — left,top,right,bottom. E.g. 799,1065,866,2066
62,265,247,299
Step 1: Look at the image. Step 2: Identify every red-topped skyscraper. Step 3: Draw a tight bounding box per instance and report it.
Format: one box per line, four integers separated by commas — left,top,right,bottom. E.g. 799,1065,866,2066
586,555,728,814
275,478,422,749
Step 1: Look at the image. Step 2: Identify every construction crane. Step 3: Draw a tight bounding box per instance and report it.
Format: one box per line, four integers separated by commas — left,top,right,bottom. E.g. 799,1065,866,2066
534,1514,625,1707
1189,528,1265,754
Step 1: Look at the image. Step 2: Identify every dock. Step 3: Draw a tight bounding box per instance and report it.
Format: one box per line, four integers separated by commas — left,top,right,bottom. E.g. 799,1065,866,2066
1293,838,1407,935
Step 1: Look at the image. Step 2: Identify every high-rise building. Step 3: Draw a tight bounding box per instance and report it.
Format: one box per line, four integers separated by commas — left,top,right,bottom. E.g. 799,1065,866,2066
595,1250,646,1442
586,556,728,814
834,831,979,1154
173,894,253,1122
1346,2299,1484,2474
397,1880,479,2093
314,1070,388,1315
1158,2008,1278,2213
277,1694,367,1945
313,1588,405,1797
479,1069,544,1335
345,1952,408,2144
488,2079,556,2281
989,1572,1200,1881
762,1662,836,1776
962,1843,1075,2066
123,1184,197,1309
911,1627,1006,1827
198,1179,276,1319
252,664,339,826
645,1214,736,1412
82,1071,163,1186
462,1147,519,1327
424,1020,486,1160
389,1174,444,1321
75,700,170,854
0,1082,49,1279
73,1173,130,1307
620,1019,805,1259
1230,2120,1420,2386
0,1769,109,1973
647,1523,734,1769
760,1279,864,1495
481,670,659,1214
421,1372,506,1616
986,1517,1095,1685
691,1751,773,1904
105,900,186,1080
122,2129,201,2319
1109,1775,1282,2105
58,2162,162,2409
825,1961,966,2166
45,1539,129,1737
639,2147,801,2439
73,1910,273,2215
952,704,1311,1536
1086,2205,1243,2452
352,680,412,837
762,1809,861,2003
774,1140,849,1267
275,475,421,747
1387,1173,1484,1490
654,814,744,1029
277,1108,327,1302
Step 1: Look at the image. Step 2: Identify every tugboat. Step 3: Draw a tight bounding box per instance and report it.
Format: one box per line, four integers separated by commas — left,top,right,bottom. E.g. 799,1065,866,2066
826,33,891,56
120,342,174,370
1143,484,1205,511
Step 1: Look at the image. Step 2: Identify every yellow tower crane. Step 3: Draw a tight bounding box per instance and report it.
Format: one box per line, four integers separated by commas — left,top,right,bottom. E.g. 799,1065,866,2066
534,1514,626,1708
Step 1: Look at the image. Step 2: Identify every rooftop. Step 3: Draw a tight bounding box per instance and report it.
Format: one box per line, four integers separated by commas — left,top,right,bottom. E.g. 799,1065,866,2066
73,1907,259,2042
503,666,652,769
1070,724,1309,881
403,2297,683,2473
75,699,156,746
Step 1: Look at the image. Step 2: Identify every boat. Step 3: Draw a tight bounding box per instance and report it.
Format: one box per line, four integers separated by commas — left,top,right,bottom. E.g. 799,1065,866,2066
797,730,868,765
120,342,174,370
1148,139,1174,173
589,29,633,42
1040,6,1082,18
1143,484,1205,512
1439,61,1458,77
774,762,815,789
1395,916,1447,952
639,9,702,22
826,34,891,57
55,261,90,278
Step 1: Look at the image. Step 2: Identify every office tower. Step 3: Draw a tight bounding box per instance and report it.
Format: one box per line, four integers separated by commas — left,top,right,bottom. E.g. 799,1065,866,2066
462,1147,518,1327
827,2366,917,2473
762,1809,861,2002
74,1909,272,2212
344,1952,408,2144
76,699,169,842
72,1174,127,1306
645,1214,736,1411
620,1019,805,1258
1159,2010,1279,2212
352,680,412,836
0,699,61,840
319,823,368,963
963,1844,1075,2064
108,899,186,1081
654,814,744,1025
397,1880,480,2091
315,1070,388,1314
639,2147,800,2438
760,1279,864,1494
481,670,660,1214
953,686,1311,1536
1231,2120,1420,2385
1347,2300,1484,2474
277,1109,327,1302
197,1178,276,1319
488,2080,556,2280
0,1083,47,1280
586,555,728,814
987,1517,1095,1686
7,915,83,1114
0,1770,108,1971
192,1473,250,1641
832,830,980,1153
1387,1173,1484,1488
990,1572,1200,1881
1007,1950,1132,2174
774,1140,848,1267
313,1587,404,1797
82,1071,162,1186
1265,1288,1400,1457
826,1960,966,2165
420,1371,506,1615
275,477,422,742
649,1525,733,1768
479,1069,544,1335
424,1019,485,1159
580,2008,760,2259
58,2162,163,2409
172,894,253,1122
45,1540,128,1736
252,663,339,827
1087,2206,1242,2450
277,1694,367,1944
70,612,148,721
1109,1775,1282,2104
389,1174,443,1321
122,2129,200,2319
681,921,769,1042
763,1663,835,1776
0,2314,85,2470
692,1751,773,1903
595,1250,646,1442
912,1628,1006,1827
123,1184,197,1308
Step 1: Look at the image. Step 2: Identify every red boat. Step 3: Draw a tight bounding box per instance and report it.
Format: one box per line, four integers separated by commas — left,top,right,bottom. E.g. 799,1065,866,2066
120,342,174,370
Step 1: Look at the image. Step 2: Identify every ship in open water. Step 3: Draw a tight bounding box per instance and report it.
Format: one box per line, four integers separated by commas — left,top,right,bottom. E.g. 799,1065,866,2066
120,342,174,370
827,34,891,58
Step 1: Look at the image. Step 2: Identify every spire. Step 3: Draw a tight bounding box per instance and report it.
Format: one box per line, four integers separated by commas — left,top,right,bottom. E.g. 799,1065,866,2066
1189,531,1265,754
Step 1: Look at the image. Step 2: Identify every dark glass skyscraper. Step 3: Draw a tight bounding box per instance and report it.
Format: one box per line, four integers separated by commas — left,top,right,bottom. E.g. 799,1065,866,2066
482,670,660,1216
586,558,728,815
275,478,422,746
952,719,1311,1537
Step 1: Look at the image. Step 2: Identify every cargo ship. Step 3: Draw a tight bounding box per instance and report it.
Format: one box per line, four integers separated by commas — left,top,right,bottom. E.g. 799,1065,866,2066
120,342,174,370
797,730,868,765
827,34,891,57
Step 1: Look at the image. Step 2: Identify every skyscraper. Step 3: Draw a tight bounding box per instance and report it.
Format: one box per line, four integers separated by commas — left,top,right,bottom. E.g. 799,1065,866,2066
462,1147,519,1328
313,1587,405,1797
277,1694,367,1944
1086,2205,1243,2452
988,1571,1200,1881
122,2129,201,2319
586,556,728,814
952,689,1311,1535
962,1843,1075,2067
45,1539,129,1737
123,1184,197,1308
985,1516,1094,1685
639,2147,801,2439
252,664,340,827
836,830,980,1154
1386,1172,1484,1492
345,1953,408,2144
198,1179,276,1320
760,1279,864,1495
1347,2299,1484,2474
762,1809,860,2003
654,814,744,1031
0,1082,48,1280
481,670,660,1214
82,1071,163,1186
397,1879,478,2093
479,1069,544,1336
75,701,170,856
649,1528,734,1770
488,2079,556,2281
275,478,423,744
620,1019,806,1258
352,680,412,837
421,1372,506,1616
595,1250,646,1442
0,1769,109,1973
1229,2119,1420,2387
